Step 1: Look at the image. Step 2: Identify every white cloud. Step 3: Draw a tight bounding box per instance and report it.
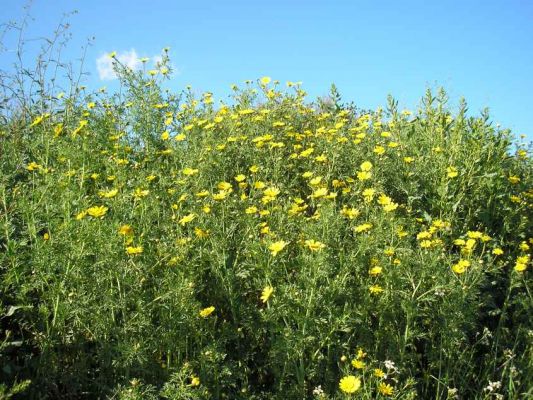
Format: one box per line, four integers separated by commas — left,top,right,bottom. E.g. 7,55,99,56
151,54,163,67
96,49,143,81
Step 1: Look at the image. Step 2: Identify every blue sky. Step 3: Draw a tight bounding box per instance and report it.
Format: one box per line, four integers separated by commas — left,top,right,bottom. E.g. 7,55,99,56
2,0,533,140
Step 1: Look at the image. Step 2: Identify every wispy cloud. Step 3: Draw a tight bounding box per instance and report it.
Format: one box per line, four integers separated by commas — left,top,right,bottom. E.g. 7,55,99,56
151,54,163,66
96,49,143,81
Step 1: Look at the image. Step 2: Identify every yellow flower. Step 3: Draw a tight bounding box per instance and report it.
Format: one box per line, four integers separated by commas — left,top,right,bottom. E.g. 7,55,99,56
43,232,50,240
234,174,246,182
26,162,42,171
373,145,385,155
351,359,365,369
508,175,520,184
194,227,209,238
360,161,373,172
467,231,483,239
269,240,288,256
304,239,326,252
134,188,150,198
354,223,372,233
369,266,382,276
378,382,394,396
249,165,259,173
397,228,408,238
447,166,458,178
116,158,129,166
417,231,432,240
175,133,186,141
260,76,272,85
517,255,529,264
514,255,529,272
481,234,492,242
378,194,392,206
341,207,359,219
99,188,118,198
29,113,49,127
118,224,133,236
183,168,199,176
179,213,196,226
260,286,274,303
357,171,372,181
190,376,200,387
420,240,432,248
383,202,398,212
71,119,88,136
199,306,215,318
196,190,210,198
86,206,108,218
260,225,270,235
161,131,170,140
245,206,258,214
213,190,229,200
218,181,232,191
369,285,384,294
514,262,527,272
263,187,280,198
384,248,395,257
464,239,476,252
374,368,385,378
309,176,322,185
362,188,375,202
378,194,398,212
310,187,328,198
492,248,504,255
339,375,361,394
126,246,143,255
355,348,366,359
452,259,470,274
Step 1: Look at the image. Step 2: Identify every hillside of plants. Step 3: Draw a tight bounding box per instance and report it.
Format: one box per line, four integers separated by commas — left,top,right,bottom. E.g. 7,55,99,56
0,48,532,399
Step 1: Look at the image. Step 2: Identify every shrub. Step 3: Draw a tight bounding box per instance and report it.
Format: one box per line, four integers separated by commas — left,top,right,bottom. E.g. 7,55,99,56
0,25,531,400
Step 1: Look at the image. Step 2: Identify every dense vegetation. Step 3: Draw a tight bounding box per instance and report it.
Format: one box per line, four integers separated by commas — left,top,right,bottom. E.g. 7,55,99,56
0,45,532,399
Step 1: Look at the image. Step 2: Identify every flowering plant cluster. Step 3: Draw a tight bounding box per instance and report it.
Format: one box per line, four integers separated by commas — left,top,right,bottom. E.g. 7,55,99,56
1,52,531,399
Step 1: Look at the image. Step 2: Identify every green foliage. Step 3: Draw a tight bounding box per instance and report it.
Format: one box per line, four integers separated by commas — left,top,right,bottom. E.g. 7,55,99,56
0,25,532,400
